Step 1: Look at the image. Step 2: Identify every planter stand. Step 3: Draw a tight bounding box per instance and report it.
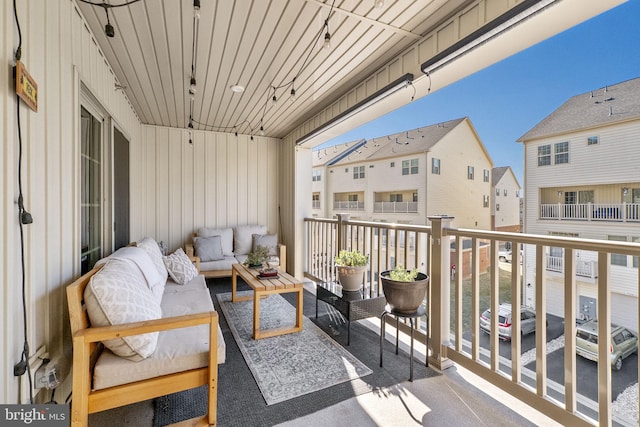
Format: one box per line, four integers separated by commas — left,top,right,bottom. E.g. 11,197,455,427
380,305,428,381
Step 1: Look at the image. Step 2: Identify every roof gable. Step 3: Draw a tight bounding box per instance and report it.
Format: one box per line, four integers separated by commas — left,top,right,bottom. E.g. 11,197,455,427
519,77,640,142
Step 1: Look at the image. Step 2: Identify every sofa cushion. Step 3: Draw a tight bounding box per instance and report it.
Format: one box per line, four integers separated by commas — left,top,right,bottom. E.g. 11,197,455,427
136,237,169,279
252,233,278,256
199,256,237,272
198,227,234,256
85,258,162,361
93,275,226,390
163,248,199,285
234,225,267,255
194,235,224,262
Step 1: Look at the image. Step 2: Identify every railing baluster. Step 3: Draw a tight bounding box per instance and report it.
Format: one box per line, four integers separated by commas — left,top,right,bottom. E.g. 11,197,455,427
597,252,611,426
511,240,522,384
490,240,500,372
472,237,480,362
535,245,547,398
564,248,577,414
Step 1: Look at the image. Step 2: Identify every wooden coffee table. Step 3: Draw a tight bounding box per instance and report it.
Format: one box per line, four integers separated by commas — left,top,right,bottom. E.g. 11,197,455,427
231,263,303,339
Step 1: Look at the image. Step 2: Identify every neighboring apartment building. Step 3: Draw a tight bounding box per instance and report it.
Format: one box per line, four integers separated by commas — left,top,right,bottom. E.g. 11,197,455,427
519,77,640,329
312,117,496,230
492,166,522,232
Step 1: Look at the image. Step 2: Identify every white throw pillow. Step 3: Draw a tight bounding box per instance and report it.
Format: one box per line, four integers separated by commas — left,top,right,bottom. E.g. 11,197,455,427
194,235,224,262
163,248,199,285
84,258,162,361
234,225,267,255
252,233,278,256
137,237,169,279
198,227,234,256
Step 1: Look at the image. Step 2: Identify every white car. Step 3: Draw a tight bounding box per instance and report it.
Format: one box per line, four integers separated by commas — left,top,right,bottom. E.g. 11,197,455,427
498,249,512,263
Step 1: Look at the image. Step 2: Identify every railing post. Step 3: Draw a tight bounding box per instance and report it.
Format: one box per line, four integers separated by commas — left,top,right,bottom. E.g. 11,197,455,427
336,213,349,253
428,215,455,371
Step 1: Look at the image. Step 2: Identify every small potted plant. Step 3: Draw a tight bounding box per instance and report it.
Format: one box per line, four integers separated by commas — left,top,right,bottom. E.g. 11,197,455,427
334,249,368,292
380,264,429,313
245,245,270,268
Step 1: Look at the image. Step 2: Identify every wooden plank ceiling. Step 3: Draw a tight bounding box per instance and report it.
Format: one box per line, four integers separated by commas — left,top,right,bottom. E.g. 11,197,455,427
77,0,476,138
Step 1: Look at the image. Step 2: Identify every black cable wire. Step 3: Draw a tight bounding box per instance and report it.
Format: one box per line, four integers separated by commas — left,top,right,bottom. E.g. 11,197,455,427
78,0,143,8
13,0,34,404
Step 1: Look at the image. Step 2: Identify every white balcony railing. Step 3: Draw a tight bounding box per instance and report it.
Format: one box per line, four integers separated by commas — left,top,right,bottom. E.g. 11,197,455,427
540,202,640,222
333,201,364,211
373,201,418,213
546,255,597,279
304,214,640,427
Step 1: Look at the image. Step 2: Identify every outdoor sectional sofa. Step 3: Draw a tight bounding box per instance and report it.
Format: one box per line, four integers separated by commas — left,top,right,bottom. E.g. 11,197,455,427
185,224,286,278
66,237,225,427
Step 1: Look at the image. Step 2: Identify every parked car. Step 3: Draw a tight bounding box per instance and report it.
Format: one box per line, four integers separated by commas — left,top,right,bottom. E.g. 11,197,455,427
479,303,538,341
498,249,512,263
575,320,638,371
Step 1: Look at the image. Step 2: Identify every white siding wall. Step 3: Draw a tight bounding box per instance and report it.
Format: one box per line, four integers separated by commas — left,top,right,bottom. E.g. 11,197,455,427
428,122,493,229
1,0,141,403
523,119,640,323
132,126,281,251
494,172,521,229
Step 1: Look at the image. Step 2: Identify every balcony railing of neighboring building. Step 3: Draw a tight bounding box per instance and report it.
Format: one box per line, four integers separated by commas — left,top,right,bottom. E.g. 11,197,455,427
546,255,597,279
333,201,364,211
312,200,321,209
540,202,640,222
304,214,640,427
373,201,418,213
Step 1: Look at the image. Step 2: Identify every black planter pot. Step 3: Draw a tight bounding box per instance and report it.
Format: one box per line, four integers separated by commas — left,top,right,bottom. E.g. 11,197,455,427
380,271,429,314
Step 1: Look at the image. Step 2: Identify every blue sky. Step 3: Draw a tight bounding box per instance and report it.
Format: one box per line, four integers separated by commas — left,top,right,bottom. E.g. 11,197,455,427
321,1,640,185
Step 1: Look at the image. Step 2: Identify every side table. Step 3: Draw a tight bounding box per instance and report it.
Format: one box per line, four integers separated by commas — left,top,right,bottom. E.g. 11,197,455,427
379,304,428,381
316,281,387,345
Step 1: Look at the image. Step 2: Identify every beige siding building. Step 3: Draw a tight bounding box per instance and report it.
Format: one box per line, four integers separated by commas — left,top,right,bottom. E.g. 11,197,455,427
315,117,496,230
491,166,522,232
519,77,640,329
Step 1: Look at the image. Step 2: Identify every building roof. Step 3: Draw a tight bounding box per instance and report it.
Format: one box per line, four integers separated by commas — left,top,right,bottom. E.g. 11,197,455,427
312,140,367,167
518,77,640,142
315,117,468,166
492,166,521,189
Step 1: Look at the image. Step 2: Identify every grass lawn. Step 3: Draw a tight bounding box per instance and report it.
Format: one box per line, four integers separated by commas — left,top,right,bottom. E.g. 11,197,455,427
450,265,520,333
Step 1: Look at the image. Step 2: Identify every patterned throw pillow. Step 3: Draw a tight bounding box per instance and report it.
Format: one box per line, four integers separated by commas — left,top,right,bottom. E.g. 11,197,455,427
137,237,169,278
163,248,199,285
85,258,162,361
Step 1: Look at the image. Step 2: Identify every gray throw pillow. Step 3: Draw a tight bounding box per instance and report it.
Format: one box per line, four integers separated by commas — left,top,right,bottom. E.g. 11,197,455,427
194,235,225,262
252,234,278,256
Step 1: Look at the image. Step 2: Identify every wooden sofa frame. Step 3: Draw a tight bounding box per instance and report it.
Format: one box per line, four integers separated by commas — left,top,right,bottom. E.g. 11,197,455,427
185,233,286,278
67,264,219,427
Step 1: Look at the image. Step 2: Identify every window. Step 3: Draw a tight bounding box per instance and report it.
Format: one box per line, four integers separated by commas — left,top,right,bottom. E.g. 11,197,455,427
467,166,474,180
390,194,403,202
538,144,551,166
633,237,639,269
312,194,320,201
588,136,599,145
353,166,364,179
432,158,440,174
390,162,395,168
402,158,418,175
348,194,358,202
312,170,321,182
496,203,500,211
503,189,508,196
609,235,627,266
81,106,103,274
555,141,569,164
483,169,489,182
483,195,489,208
496,188,500,196
412,192,418,202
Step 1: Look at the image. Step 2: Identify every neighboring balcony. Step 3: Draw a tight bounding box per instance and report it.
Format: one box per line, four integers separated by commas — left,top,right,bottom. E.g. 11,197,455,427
373,201,418,213
333,191,364,211
540,202,640,222
374,190,418,213
546,255,597,279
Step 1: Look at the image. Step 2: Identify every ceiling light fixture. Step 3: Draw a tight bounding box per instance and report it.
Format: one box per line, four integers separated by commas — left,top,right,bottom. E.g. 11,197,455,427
374,0,384,9
296,73,414,146
323,25,331,50
78,0,143,39
230,84,245,93
259,126,265,136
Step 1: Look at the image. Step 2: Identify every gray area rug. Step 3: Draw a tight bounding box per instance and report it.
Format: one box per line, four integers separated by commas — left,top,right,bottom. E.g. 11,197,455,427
216,291,372,405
